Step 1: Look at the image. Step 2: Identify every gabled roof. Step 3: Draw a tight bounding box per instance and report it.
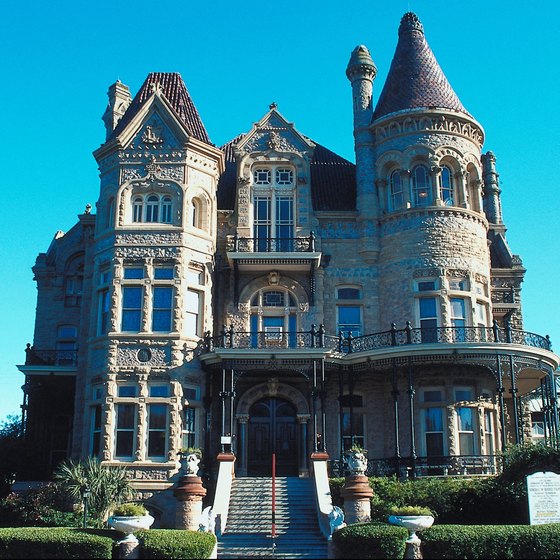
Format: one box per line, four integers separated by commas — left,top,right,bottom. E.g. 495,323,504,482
373,12,469,121
217,136,356,212
110,72,210,144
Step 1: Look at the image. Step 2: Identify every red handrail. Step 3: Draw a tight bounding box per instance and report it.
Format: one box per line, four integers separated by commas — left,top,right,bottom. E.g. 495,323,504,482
272,453,276,552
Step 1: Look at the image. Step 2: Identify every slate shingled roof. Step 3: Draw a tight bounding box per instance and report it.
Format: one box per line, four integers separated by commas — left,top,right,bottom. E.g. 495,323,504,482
217,136,356,212
110,72,211,144
373,12,469,121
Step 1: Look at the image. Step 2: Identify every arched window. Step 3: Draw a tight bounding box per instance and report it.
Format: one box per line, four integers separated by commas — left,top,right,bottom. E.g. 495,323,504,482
145,195,159,222
132,196,143,222
250,287,298,347
439,166,454,205
192,198,201,228
390,170,404,210
161,196,172,223
131,194,175,224
412,165,431,206
107,197,115,229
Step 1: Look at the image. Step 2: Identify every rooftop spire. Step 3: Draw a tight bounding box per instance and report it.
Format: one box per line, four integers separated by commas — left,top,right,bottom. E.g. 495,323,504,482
373,12,469,120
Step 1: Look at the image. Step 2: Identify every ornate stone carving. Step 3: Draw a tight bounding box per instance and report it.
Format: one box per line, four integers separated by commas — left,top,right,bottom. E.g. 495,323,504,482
122,167,143,182
142,125,164,145
115,246,178,258
115,233,183,246
117,347,169,367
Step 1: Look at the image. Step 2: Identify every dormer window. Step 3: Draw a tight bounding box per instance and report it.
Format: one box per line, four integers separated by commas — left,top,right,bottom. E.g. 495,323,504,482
254,169,272,185
276,168,293,185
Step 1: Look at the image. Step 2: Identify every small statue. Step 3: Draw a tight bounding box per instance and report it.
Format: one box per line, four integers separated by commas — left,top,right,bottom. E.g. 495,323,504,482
329,505,346,535
179,449,202,476
198,506,216,533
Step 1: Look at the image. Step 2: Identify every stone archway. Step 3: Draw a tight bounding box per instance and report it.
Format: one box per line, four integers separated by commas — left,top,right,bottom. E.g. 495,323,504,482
235,379,311,477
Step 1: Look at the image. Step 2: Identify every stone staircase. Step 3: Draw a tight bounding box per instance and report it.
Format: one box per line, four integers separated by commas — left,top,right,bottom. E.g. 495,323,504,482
217,476,329,559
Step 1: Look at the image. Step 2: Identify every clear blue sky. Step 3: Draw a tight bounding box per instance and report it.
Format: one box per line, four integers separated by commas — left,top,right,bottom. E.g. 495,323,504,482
1,0,559,421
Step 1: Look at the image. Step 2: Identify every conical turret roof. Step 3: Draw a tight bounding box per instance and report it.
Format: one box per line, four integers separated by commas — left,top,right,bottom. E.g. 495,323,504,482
110,72,211,144
373,12,469,121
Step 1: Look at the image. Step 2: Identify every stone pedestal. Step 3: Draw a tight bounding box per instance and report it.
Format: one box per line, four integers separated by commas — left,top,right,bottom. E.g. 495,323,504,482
404,538,422,559
173,475,207,530
118,540,140,559
340,474,373,524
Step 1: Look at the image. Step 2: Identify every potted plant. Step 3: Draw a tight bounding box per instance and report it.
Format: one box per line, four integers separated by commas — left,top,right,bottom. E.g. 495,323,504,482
178,447,203,476
108,502,155,543
387,505,434,543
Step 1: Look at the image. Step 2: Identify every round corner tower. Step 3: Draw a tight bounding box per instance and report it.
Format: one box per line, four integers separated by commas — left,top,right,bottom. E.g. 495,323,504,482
371,12,491,332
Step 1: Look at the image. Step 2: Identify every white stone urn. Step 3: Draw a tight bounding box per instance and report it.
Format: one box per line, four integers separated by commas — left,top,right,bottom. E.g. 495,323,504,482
388,514,434,543
108,514,155,543
344,448,368,475
179,449,202,476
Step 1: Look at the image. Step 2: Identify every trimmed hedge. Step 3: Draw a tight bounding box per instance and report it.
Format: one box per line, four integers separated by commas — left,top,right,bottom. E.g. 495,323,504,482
422,524,560,559
137,529,216,559
0,527,115,559
332,522,408,559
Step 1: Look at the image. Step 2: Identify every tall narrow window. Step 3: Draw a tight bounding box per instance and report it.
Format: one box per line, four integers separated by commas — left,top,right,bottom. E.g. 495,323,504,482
182,406,196,449
412,165,431,206
133,197,143,222
450,298,467,342
146,195,159,222
484,410,495,455
336,287,362,337
161,196,172,223
115,404,136,458
147,404,167,459
90,405,102,457
390,170,404,210
254,197,271,251
121,287,142,332
276,197,294,251
185,289,201,337
152,286,173,332
439,166,454,204
457,407,475,455
419,297,438,343
98,289,110,335
340,395,365,451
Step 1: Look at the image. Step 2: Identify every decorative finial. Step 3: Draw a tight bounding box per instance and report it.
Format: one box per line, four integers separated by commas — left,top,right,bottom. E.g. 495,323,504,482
269,101,277,110
150,82,164,95
84,204,92,214
399,12,424,35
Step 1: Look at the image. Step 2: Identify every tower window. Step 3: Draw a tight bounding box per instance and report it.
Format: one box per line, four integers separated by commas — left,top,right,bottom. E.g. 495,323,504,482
390,170,404,210
412,165,431,206
439,166,454,205
131,193,175,224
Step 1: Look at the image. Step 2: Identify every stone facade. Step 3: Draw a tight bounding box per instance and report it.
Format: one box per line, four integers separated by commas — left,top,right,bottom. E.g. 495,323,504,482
18,12,558,526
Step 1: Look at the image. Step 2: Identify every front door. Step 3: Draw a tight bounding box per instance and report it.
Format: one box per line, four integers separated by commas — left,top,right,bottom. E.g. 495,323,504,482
248,397,298,476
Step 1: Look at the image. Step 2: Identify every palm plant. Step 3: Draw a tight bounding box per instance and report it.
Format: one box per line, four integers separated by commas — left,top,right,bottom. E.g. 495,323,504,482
53,457,136,527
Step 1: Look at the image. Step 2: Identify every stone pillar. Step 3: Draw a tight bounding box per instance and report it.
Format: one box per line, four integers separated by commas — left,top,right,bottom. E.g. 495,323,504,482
340,474,373,524
173,474,207,530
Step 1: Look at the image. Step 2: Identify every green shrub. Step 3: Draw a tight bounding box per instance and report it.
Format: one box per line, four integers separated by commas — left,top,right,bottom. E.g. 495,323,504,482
388,505,433,516
500,442,560,483
0,527,114,559
137,529,216,559
332,523,407,559
112,502,148,516
422,524,560,559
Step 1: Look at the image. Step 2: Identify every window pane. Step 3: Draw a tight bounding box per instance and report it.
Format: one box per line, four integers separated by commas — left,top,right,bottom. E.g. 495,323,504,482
118,386,137,398
424,407,443,431
426,432,444,456
123,286,142,307
116,432,133,457
149,404,167,429
337,288,360,300
264,291,284,306
124,268,144,279
154,267,174,280
149,385,169,397
418,281,436,291
419,298,437,317
457,407,474,431
423,390,443,403
338,307,361,324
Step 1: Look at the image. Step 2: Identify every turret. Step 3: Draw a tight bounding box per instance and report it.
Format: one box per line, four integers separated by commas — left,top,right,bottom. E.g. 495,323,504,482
102,80,132,140
346,45,379,261
482,151,504,228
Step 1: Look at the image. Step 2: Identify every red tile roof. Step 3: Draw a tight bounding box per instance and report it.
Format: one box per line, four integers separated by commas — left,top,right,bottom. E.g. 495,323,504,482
111,72,211,144
373,12,469,121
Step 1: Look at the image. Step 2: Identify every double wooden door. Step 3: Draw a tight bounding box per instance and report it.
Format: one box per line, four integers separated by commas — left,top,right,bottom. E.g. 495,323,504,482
247,397,298,476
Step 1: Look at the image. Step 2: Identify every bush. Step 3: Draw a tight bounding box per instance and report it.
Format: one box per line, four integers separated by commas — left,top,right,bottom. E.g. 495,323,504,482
500,442,560,483
137,529,216,559
0,527,114,559
332,523,408,559
0,484,80,527
422,524,560,559
112,502,148,517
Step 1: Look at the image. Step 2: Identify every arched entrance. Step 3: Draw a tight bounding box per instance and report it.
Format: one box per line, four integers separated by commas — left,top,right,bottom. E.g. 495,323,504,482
248,397,298,476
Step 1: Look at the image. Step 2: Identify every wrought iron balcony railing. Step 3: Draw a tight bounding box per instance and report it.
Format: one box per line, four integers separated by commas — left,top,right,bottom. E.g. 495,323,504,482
200,321,552,354
24,344,78,366
226,232,317,253
329,454,500,478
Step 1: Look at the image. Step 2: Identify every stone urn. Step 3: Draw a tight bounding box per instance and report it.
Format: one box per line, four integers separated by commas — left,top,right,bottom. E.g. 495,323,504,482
108,514,155,543
179,449,202,476
344,448,368,475
388,514,434,544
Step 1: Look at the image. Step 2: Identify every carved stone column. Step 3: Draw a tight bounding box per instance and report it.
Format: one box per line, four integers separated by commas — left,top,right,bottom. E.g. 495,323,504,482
340,474,373,524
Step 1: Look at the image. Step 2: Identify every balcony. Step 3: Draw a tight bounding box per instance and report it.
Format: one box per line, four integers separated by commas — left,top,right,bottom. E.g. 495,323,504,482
226,233,322,273
17,343,78,376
